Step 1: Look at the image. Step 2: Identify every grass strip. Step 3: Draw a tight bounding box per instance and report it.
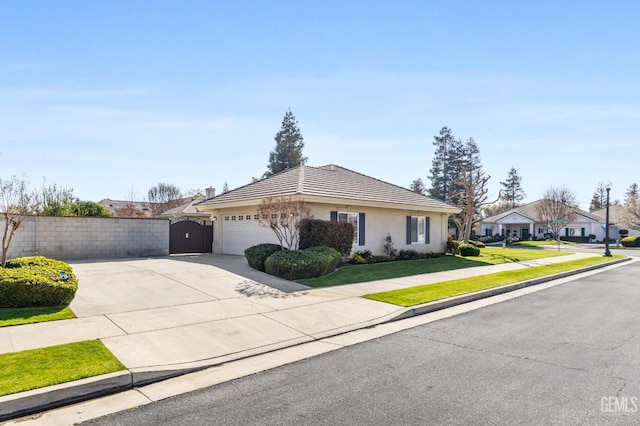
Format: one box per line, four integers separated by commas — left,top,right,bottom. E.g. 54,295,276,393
0,340,126,396
363,255,623,307
299,247,570,287
0,306,76,328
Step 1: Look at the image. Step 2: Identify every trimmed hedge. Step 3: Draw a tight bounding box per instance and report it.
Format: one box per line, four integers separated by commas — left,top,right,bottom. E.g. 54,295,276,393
459,244,481,257
620,236,640,247
0,256,78,308
559,236,590,243
244,243,283,272
299,219,354,256
469,240,486,249
264,246,341,280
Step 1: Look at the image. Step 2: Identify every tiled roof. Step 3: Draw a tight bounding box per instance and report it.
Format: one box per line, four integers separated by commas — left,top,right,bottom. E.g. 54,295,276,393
483,199,601,223
197,164,460,213
591,205,622,224
157,195,208,218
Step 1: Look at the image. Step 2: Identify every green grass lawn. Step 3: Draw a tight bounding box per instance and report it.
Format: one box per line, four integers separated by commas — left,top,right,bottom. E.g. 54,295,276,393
363,255,624,307
0,306,76,327
0,340,126,396
299,247,571,287
511,240,575,247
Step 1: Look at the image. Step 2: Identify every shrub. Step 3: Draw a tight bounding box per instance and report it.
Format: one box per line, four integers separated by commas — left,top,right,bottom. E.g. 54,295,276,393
264,246,340,280
0,256,78,308
299,219,354,256
244,243,283,272
459,244,480,257
396,249,422,260
559,236,590,243
620,236,640,247
351,249,373,264
446,237,460,255
383,233,397,257
468,240,486,249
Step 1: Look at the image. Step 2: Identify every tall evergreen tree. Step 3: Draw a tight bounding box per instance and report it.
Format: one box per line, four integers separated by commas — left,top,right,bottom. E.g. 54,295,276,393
588,182,607,211
428,126,463,201
624,182,639,204
410,178,426,195
265,109,307,177
500,167,525,206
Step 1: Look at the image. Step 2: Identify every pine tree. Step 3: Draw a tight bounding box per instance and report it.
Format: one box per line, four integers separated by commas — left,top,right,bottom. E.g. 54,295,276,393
588,182,607,211
265,109,307,177
624,183,639,204
410,178,426,195
500,167,526,206
428,126,462,201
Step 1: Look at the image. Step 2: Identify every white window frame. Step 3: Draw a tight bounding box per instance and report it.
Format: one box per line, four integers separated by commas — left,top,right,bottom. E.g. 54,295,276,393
338,212,359,245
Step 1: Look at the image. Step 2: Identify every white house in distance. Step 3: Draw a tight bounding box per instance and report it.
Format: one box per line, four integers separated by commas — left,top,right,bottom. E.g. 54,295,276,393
196,164,461,255
591,205,640,239
479,200,610,241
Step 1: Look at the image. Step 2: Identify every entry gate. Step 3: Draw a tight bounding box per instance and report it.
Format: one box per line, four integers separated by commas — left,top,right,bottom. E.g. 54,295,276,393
169,219,213,254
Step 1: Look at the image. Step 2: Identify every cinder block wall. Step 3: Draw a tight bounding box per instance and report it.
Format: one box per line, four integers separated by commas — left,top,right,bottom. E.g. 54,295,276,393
3,216,169,261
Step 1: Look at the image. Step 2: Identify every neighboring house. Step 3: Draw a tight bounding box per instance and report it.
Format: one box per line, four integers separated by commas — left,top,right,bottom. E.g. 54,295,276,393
155,194,211,222
591,205,640,239
479,200,607,241
196,164,461,256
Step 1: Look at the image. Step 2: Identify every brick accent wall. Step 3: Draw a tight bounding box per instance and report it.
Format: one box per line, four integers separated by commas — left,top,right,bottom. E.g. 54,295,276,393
2,216,169,260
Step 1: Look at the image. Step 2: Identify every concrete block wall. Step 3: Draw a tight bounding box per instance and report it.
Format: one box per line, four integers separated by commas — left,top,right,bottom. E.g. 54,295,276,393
2,216,169,261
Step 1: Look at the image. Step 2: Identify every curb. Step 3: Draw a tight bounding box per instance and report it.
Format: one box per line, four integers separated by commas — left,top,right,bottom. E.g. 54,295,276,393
1,256,632,421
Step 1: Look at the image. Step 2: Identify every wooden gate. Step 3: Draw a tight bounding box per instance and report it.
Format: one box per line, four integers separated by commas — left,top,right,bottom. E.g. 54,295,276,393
170,220,213,254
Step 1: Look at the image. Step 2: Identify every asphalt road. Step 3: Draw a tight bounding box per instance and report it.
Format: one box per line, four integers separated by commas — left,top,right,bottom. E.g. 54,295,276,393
83,261,640,426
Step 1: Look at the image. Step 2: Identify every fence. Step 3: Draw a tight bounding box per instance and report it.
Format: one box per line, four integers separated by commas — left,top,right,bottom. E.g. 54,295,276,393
2,216,169,261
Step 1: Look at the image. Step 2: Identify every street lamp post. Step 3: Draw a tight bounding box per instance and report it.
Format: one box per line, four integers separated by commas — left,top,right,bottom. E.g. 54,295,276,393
604,183,612,257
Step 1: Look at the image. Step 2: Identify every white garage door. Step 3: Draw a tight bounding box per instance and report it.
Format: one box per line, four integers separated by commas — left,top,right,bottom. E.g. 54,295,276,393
221,213,279,255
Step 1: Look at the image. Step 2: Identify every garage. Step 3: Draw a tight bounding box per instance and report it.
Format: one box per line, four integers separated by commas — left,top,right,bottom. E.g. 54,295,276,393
220,212,278,255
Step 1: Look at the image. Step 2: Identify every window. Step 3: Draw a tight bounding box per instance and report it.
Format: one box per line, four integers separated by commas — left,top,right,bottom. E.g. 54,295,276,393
231,215,236,221
246,215,252,221
407,216,430,244
337,212,359,244
254,214,259,220
224,216,229,221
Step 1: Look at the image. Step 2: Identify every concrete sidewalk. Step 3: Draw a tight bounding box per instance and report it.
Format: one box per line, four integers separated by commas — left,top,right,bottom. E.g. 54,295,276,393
0,252,631,421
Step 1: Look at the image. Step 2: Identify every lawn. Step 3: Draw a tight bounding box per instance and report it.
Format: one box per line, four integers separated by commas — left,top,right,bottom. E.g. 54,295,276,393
298,247,571,287
0,340,126,396
363,255,623,307
511,240,575,247
0,306,76,327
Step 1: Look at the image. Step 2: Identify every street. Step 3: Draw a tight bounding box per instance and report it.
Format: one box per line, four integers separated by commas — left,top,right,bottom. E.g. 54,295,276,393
83,261,640,425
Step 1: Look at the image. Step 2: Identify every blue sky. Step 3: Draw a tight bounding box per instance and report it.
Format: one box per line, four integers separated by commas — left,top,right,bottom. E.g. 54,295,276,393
1,1,638,209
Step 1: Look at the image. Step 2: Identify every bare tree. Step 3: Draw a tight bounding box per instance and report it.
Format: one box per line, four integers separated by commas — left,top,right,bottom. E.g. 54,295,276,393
257,195,312,249
535,187,577,239
452,168,500,243
1,176,36,267
619,182,640,230
148,183,183,214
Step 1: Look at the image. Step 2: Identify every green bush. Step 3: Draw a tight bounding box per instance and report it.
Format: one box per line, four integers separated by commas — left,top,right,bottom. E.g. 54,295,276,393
559,236,590,243
299,219,354,256
446,237,460,255
620,236,640,247
0,256,78,308
459,244,481,257
469,240,486,248
264,246,340,280
396,249,422,260
351,249,374,264
244,243,283,272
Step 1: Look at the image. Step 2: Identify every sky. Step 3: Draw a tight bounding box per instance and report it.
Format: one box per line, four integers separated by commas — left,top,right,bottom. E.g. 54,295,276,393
1,1,639,209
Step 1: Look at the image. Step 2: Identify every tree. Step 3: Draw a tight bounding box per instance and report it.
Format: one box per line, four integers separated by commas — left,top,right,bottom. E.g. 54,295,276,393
257,195,312,249
410,178,426,195
428,126,463,201
619,182,640,230
535,187,577,239
482,201,515,218
265,109,307,177
588,182,608,212
452,167,500,243
500,167,526,206
148,183,183,214
1,176,36,267
69,201,112,218
37,181,76,216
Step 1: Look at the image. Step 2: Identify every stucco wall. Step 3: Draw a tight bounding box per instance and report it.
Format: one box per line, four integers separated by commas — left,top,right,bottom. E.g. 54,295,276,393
2,216,169,260
210,204,449,256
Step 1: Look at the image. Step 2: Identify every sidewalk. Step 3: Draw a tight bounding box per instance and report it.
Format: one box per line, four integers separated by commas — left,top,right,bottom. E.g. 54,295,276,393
0,252,631,421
